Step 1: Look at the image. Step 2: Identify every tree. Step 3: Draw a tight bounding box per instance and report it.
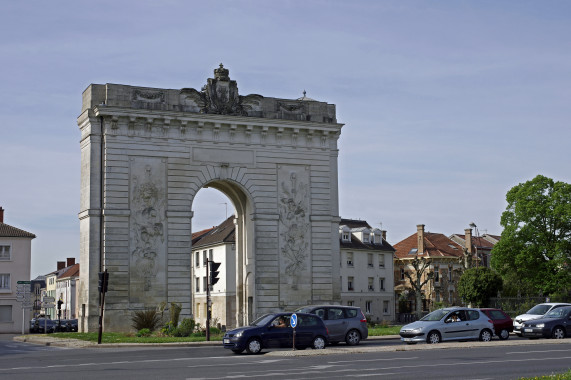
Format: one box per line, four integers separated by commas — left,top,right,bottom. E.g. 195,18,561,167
397,256,434,319
491,175,571,296
457,267,503,307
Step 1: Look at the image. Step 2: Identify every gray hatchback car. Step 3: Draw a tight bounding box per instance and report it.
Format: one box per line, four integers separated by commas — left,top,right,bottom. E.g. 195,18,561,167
294,305,368,345
399,307,495,344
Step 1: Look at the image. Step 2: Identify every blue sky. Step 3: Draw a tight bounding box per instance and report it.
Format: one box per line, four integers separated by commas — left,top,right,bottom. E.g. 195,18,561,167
1,1,569,278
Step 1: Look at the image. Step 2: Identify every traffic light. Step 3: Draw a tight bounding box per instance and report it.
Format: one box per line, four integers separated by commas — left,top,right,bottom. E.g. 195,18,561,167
210,261,221,286
57,299,63,310
98,271,109,293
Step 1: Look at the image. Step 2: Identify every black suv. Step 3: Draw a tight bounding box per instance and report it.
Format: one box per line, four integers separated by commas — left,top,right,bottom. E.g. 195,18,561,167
295,305,368,345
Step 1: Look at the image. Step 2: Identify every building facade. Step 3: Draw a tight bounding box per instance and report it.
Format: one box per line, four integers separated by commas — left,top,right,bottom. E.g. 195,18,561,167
339,219,395,323
0,207,36,333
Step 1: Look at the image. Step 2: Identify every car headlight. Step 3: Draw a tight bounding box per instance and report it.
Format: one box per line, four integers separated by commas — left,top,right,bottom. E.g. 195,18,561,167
535,324,544,328
235,331,243,338
410,328,421,333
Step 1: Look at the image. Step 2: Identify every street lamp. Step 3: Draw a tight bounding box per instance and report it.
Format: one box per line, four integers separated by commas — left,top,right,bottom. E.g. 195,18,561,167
469,222,481,267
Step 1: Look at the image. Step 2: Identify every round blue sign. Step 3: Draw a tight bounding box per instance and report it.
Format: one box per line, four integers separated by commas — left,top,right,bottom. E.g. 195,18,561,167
291,313,298,328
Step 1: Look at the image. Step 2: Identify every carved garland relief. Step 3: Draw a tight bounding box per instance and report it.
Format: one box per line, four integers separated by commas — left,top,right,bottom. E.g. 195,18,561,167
278,165,310,290
129,157,167,303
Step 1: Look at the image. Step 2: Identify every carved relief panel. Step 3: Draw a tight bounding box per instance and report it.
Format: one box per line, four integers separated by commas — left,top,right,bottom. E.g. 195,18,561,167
129,157,167,304
278,165,311,295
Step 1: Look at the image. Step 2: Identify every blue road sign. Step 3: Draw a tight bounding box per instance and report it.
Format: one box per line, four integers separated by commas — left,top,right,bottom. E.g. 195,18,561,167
291,313,298,328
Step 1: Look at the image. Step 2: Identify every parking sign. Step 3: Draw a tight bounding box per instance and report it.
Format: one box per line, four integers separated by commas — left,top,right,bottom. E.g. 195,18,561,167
291,313,298,328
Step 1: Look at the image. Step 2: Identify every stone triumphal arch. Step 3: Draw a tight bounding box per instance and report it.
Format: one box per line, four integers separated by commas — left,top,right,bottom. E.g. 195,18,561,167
77,65,344,332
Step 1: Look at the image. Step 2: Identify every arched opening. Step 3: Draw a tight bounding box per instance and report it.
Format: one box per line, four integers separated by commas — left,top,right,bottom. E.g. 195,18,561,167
190,180,255,329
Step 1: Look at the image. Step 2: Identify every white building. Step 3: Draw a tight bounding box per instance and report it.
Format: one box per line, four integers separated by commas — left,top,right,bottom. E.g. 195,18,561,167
56,263,80,319
191,216,237,330
0,207,36,333
339,219,395,323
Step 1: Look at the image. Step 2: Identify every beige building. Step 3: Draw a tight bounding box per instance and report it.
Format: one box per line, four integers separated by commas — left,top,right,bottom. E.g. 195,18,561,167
0,207,36,333
339,219,395,323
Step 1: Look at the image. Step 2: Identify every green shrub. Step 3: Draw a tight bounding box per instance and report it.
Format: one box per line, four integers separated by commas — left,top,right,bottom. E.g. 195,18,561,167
131,308,162,332
170,302,182,327
137,328,151,337
175,318,195,337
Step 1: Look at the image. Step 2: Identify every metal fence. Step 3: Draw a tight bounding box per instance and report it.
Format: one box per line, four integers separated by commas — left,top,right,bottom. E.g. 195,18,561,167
488,296,571,317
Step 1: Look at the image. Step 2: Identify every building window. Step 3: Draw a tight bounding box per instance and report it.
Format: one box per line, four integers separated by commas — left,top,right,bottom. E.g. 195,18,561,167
348,276,354,291
203,251,208,266
346,252,353,267
195,277,200,293
436,290,440,302
365,301,372,314
367,253,373,267
0,305,12,322
378,254,384,267
0,274,10,290
203,277,207,292
379,278,385,291
347,300,354,306
209,249,213,262
363,233,370,243
0,245,10,260
383,300,389,314
195,252,200,267
196,304,200,319
368,277,374,291
342,232,350,241
448,265,453,281
400,268,405,281
434,266,440,283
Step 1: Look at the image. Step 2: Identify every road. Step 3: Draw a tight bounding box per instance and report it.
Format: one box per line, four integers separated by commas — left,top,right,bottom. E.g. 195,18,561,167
1,335,570,380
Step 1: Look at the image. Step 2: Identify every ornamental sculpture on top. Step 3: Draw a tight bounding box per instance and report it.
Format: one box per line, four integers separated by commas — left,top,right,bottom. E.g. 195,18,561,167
180,63,263,116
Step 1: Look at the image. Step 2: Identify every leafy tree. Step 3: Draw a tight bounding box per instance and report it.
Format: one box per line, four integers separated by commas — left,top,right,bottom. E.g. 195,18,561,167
397,256,434,319
457,267,503,307
491,175,571,296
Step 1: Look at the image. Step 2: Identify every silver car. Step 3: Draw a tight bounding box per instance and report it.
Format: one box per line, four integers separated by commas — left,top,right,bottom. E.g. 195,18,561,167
399,307,495,344
513,303,571,336
295,305,368,345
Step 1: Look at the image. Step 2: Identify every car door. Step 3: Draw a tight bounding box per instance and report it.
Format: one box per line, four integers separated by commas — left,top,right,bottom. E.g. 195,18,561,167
325,307,347,342
294,315,319,347
441,311,467,340
263,315,292,348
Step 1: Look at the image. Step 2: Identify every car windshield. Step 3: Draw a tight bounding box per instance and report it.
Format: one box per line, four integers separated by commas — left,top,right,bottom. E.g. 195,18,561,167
527,305,551,315
544,308,570,318
295,307,311,313
250,314,277,327
420,309,449,321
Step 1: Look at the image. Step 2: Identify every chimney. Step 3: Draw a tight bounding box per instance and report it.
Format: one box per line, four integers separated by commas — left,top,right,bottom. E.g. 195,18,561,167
67,257,75,267
417,224,425,254
57,261,66,271
381,230,387,241
0,207,4,223
464,228,473,254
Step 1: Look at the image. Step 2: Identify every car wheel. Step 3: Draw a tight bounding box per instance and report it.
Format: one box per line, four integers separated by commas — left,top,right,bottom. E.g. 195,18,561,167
427,331,441,344
245,338,262,354
231,349,244,354
499,329,510,340
479,329,493,342
312,336,326,350
552,327,566,339
345,329,361,346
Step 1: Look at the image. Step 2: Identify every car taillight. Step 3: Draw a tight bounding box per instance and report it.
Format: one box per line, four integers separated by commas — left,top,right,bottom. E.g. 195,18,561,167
488,319,493,324
360,311,367,323
326,327,329,335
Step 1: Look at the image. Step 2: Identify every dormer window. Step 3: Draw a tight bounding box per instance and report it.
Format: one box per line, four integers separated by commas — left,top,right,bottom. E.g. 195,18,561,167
372,229,382,244
362,233,370,243
340,226,351,242
342,232,350,241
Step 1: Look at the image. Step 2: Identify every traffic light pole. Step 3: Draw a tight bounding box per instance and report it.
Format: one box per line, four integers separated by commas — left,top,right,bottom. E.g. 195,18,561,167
206,260,210,341
97,269,108,345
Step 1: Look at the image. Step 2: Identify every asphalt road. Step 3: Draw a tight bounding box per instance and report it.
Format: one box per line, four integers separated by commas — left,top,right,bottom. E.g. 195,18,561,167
1,335,570,380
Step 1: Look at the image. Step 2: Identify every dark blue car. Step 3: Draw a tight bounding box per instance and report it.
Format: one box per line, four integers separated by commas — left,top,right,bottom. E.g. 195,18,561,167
521,306,571,339
223,312,329,354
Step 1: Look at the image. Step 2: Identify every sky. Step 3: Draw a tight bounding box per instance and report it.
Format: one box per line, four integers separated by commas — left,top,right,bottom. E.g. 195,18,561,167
1,1,569,279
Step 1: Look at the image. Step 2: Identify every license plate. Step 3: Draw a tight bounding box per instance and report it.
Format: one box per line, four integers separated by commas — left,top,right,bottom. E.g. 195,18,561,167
524,329,532,332
404,338,412,342
223,339,230,344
